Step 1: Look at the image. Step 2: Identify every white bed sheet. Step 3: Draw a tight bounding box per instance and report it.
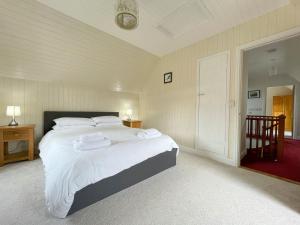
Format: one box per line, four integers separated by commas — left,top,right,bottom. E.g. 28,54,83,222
39,125,179,218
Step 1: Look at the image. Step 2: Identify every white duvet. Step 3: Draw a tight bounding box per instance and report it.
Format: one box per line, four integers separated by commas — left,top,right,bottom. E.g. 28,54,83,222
39,125,179,218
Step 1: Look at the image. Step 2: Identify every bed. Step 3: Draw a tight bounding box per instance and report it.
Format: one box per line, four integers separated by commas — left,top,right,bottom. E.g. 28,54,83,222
40,111,178,218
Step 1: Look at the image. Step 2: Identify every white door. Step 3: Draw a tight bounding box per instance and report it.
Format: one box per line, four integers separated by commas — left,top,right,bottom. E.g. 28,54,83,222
197,52,229,156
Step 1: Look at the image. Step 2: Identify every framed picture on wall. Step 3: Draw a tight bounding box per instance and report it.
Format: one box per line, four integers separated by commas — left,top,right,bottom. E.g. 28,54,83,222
164,72,172,84
248,90,260,99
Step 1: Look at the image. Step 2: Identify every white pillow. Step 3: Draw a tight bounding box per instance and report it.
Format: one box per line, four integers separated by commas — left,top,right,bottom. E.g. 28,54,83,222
52,125,95,131
91,116,121,124
54,117,96,126
95,122,123,127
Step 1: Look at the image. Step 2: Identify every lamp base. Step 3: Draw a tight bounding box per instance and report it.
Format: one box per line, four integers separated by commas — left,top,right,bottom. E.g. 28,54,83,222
8,118,18,126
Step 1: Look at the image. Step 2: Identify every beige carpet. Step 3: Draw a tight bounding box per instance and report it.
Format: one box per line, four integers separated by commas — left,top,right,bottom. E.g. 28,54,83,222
0,152,299,225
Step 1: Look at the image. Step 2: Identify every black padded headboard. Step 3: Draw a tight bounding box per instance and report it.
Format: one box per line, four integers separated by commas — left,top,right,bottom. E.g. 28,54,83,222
43,111,119,134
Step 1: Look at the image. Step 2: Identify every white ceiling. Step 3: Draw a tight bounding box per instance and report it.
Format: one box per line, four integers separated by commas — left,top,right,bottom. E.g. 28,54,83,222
246,35,300,82
37,0,290,56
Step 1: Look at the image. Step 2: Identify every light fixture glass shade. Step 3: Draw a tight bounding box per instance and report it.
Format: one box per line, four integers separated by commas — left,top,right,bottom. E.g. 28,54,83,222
6,106,21,116
115,0,138,30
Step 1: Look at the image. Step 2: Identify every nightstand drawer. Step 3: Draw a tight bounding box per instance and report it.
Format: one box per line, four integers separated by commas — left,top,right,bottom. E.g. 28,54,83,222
123,120,142,128
3,130,29,141
131,121,142,128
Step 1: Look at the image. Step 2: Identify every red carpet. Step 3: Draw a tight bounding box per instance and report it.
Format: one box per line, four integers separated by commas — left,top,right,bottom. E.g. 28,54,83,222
241,139,300,183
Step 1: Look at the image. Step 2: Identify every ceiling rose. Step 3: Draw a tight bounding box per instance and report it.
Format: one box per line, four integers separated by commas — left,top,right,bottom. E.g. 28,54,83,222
115,0,139,30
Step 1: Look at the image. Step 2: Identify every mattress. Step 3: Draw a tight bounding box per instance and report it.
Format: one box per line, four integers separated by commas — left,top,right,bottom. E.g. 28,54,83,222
39,125,179,218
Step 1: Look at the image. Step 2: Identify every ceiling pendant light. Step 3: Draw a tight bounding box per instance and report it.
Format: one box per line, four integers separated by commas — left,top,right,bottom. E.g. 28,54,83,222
115,0,139,30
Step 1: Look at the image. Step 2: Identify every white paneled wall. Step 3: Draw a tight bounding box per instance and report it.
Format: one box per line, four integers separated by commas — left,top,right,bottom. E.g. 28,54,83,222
0,77,139,141
141,3,300,161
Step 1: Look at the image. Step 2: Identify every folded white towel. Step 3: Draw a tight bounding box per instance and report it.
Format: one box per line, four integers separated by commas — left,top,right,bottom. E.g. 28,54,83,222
137,129,162,139
79,132,105,143
73,138,111,151
143,128,160,136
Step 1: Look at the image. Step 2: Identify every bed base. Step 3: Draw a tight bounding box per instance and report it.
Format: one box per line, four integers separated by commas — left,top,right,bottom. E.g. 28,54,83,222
67,148,177,216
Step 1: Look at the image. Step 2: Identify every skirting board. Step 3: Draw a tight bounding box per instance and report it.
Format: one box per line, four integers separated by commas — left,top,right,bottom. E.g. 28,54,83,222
180,145,237,166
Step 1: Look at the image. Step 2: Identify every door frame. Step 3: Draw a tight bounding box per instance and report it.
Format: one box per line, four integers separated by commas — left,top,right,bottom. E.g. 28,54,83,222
195,51,231,163
234,27,300,166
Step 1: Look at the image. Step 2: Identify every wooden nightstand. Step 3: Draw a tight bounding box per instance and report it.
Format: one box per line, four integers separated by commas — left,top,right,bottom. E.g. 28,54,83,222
123,120,142,128
0,124,35,166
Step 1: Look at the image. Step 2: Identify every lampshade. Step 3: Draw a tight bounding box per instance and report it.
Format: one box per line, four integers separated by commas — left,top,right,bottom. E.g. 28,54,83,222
126,109,133,116
115,0,138,30
6,106,21,117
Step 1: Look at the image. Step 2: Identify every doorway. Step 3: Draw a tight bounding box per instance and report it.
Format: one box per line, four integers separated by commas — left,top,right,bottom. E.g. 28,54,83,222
238,33,300,183
266,85,294,137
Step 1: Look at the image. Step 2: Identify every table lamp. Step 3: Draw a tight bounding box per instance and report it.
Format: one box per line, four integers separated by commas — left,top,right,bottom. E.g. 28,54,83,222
126,109,133,121
6,106,21,126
